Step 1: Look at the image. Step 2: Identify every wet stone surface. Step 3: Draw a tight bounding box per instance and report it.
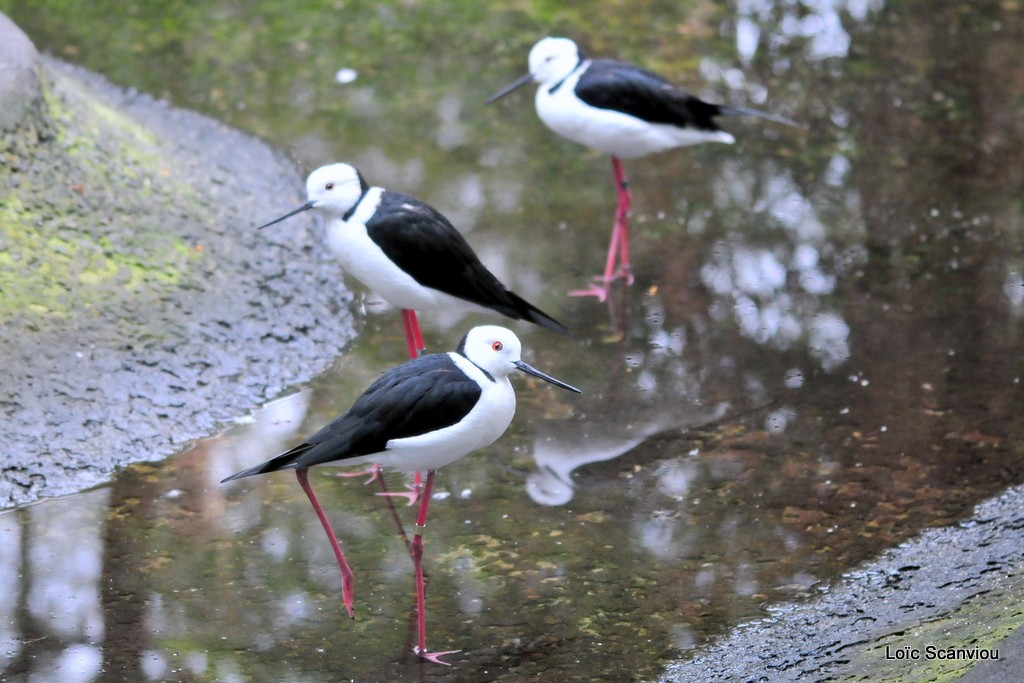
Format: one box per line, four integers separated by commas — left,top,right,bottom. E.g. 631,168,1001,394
0,53,356,507
658,484,1024,681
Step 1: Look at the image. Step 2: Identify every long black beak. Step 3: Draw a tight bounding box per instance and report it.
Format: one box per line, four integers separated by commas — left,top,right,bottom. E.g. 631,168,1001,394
514,360,581,393
485,73,534,105
256,200,315,230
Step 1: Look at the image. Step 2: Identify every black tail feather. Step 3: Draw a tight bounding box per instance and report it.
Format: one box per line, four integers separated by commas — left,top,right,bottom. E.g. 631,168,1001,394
221,446,307,483
717,105,802,130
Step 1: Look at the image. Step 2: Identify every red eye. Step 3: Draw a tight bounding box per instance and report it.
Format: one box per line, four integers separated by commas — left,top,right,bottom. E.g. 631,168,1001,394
491,341,503,352
325,182,334,190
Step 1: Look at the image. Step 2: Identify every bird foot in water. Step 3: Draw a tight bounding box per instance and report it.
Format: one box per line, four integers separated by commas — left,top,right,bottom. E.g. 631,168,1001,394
568,281,610,301
611,263,635,285
341,574,355,619
376,484,421,506
336,465,382,485
568,264,634,300
414,647,461,666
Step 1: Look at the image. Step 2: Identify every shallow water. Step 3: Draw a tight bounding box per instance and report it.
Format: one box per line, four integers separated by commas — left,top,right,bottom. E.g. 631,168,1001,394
3,1,1024,681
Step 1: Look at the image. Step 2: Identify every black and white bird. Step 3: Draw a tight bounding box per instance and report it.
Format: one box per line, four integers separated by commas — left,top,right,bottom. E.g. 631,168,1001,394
258,163,569,358
487,36,797,300
222,325,580,664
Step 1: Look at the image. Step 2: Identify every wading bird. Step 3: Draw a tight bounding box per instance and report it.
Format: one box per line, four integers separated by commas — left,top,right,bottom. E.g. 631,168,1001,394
488,37,797,300
222,325,580,664
258,163,569,357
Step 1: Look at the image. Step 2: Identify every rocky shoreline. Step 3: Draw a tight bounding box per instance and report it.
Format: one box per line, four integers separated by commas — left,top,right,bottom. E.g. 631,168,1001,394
1,14,356,507
657,484,1024,682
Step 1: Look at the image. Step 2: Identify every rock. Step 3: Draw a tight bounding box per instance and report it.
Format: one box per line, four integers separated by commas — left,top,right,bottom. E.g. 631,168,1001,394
656,485,1024,682
0,13,357,507
0,12,42,132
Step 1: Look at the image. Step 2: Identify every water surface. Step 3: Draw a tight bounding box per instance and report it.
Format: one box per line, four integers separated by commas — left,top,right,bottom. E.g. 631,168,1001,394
2,1,1023,681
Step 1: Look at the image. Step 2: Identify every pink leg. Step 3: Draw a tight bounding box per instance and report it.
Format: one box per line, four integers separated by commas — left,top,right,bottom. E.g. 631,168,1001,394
610,156,634,283
397,314,426,503
569,156,634,300
401,309,426,359
295,468,355,618
411,470,459,665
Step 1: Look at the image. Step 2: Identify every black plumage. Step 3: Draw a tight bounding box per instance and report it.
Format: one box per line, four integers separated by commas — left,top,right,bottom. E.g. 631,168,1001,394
575,59,798,131
574,59,725,131
222,353,482,481
364,190,569,334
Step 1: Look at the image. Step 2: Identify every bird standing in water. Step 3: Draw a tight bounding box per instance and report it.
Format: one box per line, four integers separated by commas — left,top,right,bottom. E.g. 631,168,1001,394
258,163,569,358
222,325,580,664
488,36,797,300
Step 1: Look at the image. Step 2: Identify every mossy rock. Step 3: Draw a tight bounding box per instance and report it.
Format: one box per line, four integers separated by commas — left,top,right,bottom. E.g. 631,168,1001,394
0,14,356,507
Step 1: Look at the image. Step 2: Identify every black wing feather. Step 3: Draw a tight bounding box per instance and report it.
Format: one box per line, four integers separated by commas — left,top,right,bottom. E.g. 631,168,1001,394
575,59,724,131
366,191,568,334
222,354,482,481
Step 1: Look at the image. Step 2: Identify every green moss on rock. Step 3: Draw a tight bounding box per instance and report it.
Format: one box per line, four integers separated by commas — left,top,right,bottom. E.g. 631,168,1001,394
0,63,206,321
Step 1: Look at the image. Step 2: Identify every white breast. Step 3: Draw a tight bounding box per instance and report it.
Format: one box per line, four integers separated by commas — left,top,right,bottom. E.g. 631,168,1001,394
370,353,517,471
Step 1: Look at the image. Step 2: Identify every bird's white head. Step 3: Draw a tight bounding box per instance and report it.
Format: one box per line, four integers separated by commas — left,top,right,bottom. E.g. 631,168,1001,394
527,37,582,86
304,163,366,215
256,162,367,230
458,325,581,393
485,36,582,105
460,325,525,378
